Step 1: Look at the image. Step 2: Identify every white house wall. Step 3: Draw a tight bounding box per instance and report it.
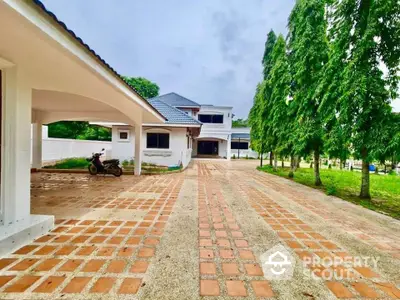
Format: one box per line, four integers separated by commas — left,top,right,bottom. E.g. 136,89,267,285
112,125,193,168
198,106,232,132
218,140,228,158
111,126,135,163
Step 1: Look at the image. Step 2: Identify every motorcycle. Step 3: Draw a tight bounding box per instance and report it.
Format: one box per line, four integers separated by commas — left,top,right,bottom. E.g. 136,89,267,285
87,148,123,177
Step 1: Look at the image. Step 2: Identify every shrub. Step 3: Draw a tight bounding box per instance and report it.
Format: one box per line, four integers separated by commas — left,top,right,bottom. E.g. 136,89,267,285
326,184,337,196
245,154,249,160
122,160,129,167
232,154,236,159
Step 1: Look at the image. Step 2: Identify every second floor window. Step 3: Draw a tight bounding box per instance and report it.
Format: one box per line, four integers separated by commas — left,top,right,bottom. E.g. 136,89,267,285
147,133,170,149
198,114,224,124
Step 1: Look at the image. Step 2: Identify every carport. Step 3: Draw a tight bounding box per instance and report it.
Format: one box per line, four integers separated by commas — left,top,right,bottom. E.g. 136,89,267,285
0,0,164,254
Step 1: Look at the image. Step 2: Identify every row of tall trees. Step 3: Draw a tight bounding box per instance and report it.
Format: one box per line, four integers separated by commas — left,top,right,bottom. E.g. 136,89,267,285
249,0,400,199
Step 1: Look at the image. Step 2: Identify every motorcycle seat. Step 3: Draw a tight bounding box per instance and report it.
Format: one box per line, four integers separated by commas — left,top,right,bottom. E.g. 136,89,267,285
103,159,119,164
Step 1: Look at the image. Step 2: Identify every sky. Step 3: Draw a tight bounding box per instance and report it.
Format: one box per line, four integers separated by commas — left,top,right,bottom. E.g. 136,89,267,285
41,0,399,117
40,0,295,118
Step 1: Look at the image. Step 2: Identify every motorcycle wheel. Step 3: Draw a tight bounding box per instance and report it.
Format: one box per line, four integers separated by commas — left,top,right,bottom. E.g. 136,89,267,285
113,167,123,177
88,164,98,175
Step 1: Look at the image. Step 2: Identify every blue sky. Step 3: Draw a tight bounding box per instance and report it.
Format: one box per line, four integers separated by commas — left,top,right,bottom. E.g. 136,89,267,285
41,0,295,118
41,0,399,116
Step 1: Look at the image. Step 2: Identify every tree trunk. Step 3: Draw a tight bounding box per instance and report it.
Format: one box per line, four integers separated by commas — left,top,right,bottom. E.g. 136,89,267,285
281,160,284,168
269,152,273,166
340,159,343,170
314,149,322,186
289,155,295,178
260,153,263,167
360,155,371,199
296,156,301,168
273,154,278,171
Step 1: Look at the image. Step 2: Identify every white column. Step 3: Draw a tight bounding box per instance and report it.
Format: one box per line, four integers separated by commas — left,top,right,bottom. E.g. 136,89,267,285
227,135,232,160
32,122,42,169
1,67,32,224
134,125,142,176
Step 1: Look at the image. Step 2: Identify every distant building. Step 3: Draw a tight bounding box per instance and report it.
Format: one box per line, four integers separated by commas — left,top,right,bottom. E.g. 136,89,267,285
93,93,259,167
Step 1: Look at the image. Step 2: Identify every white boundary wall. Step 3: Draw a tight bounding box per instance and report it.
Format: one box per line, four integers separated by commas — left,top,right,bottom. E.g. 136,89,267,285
31,125,112,162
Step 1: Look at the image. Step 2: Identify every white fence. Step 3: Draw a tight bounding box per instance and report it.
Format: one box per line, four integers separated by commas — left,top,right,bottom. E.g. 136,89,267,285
31,126,112,163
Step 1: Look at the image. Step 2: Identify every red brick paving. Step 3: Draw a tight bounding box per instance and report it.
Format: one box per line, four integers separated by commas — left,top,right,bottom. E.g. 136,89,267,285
0,174,183,297
197,163,274,298
208,161,400,300
1,162,398,298
251,170,400,258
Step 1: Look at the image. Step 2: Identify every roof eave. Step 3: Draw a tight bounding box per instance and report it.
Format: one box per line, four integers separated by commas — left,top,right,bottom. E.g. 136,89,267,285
30,0,165,122
143,123,202,128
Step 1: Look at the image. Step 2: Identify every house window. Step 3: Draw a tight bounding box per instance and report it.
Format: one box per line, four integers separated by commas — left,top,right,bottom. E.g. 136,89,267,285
118,130,130,141
147,133,170,149
231,142,249,150
198,114,224,123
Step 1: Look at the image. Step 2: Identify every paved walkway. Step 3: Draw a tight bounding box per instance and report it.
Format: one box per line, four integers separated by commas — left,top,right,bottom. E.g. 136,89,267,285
0,161,399,299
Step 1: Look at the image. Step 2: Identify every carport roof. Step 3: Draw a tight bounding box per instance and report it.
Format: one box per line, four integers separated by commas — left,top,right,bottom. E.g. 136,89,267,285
31,0,165,121
232,133,250,139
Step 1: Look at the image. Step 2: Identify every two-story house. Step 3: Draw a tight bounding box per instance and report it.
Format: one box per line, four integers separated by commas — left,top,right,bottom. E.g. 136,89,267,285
97,92,258,168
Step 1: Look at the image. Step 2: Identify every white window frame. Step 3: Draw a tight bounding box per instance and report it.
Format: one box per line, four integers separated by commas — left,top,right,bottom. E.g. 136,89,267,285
118,129,130,142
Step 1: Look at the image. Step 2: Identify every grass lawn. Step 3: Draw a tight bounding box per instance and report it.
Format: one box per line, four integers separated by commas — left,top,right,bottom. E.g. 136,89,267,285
43,157,88,169
258,165,400,219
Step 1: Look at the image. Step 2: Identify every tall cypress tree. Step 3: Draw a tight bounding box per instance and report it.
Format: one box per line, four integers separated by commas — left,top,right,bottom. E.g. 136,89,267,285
249,30,277,166
287,0,329,186
249,83,265,165
260,29,276,165
320,0,400,198
267,35,294,174
262,30,277,80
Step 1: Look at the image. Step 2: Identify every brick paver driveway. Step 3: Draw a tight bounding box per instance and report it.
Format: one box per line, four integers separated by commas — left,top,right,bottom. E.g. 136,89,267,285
0,161,399,299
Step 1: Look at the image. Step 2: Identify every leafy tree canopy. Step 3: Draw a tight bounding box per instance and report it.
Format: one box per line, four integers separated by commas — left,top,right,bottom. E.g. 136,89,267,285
232,118,249,128
123,76,160,99
48,121,111,141
319,0,400,198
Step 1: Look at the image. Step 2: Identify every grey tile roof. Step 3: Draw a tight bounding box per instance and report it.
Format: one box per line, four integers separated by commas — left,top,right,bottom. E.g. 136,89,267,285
150,93,201,108
32,0,165,121
148,99,202,125
232,133,250,139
